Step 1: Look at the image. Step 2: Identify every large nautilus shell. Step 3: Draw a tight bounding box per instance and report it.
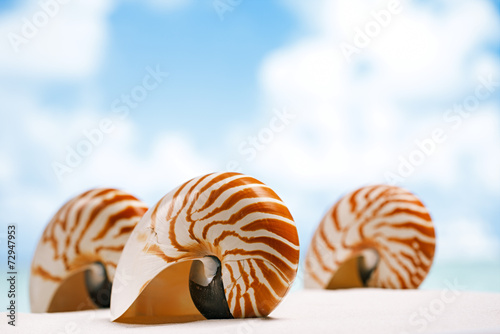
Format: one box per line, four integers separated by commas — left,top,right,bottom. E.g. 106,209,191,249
304,185,435,290
30,189,148,313
110,172,300,322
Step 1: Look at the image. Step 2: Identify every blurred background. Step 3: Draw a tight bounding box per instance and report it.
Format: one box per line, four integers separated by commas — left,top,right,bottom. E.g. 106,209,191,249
0,0,499,313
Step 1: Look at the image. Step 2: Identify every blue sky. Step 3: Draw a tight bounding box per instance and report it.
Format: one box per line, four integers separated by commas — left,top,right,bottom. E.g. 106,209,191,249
1,0,500,312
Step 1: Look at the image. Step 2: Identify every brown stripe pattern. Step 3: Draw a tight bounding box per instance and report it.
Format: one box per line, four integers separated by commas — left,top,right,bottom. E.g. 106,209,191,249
30,188,148,312
304,185,435,289
114,172,299,318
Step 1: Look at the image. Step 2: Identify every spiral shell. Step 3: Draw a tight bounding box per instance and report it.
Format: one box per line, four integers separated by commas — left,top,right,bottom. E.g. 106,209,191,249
304,185,435,289
30,188,148,313
110,172,299,322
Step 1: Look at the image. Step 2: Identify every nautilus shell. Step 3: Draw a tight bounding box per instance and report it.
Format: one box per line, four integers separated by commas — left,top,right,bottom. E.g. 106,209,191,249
30,189,148,313
110,172,299,322
304,185,435,290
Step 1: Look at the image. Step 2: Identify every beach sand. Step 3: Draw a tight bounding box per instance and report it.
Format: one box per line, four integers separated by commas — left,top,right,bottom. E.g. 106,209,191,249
2,289,500,333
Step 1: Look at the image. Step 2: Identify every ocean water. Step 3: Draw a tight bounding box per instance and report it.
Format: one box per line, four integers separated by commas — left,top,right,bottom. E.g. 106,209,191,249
420,261,500,292
4,261,498,314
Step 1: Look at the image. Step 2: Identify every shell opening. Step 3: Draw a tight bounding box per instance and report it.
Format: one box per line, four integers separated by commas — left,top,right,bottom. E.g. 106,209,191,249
326,248,380,289
47,261,111,312
358,248,379,285
114,260,205,324
84,262,112,308
114,256,233,323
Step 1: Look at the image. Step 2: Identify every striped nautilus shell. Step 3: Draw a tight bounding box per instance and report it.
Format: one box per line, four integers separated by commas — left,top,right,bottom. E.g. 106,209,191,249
110,172,299,322
304,185,435,290
30,189,148,313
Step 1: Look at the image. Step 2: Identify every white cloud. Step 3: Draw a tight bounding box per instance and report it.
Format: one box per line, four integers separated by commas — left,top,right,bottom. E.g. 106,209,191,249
256,0,500,186
414,105,500,191
0,0,113,79
0,0,197,79
135,0,192,11
61,119,217,201
437,218,500,262
0,87,215,246
367,0,500,100
0,151,16,186
251,0,500,259
287,0,499,100
23,109,216,203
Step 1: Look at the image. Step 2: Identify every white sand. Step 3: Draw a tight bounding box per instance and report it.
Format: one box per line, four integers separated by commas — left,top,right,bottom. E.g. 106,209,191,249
2,289,500,334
